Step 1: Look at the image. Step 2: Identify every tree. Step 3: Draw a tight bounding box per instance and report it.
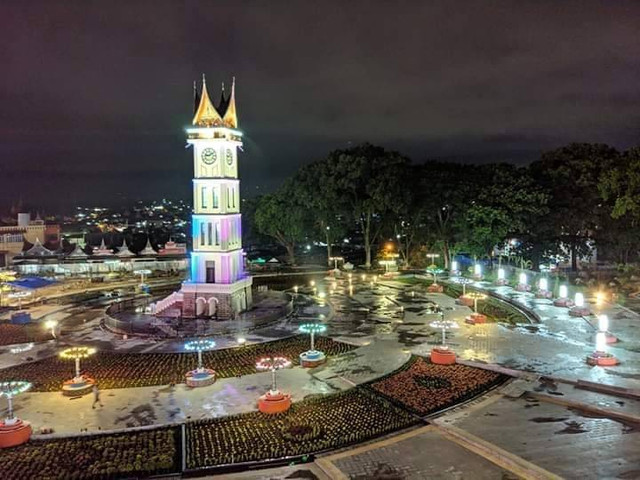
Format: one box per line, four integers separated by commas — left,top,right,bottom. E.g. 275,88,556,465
530,143,619,270
292,161,347,266
318,144,410,268
254,180,309,264
462,164,548,264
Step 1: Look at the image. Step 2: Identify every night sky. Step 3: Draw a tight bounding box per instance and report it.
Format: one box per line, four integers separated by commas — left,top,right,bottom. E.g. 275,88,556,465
2,1,639,212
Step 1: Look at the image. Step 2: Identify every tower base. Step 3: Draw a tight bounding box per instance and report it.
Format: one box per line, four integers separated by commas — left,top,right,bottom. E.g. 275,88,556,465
156,278,253,320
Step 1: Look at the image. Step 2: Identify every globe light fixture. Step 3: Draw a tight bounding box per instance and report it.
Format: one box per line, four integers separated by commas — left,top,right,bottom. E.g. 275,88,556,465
59,346,97,396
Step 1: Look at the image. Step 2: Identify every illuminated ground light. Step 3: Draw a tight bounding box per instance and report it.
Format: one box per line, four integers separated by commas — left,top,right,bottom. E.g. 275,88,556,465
569,292,591,317
536,277,552,299
515,272,530,292
184,339,217,387
298,323,328,368
586,316,619,366
256,357,292,414
59,346,97,396
0,381,32,448
553,284,573,307
495,267,507,286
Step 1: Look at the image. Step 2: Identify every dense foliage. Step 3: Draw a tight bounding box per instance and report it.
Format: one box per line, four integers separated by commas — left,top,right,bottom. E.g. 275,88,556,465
249,142,640,269
0,336,355,391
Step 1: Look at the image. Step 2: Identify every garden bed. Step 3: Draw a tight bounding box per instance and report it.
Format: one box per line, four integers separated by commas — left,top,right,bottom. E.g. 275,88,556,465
1,427,179,480
442,283,530,324
0,335,355,392
368,356,508,416
184,388,418,469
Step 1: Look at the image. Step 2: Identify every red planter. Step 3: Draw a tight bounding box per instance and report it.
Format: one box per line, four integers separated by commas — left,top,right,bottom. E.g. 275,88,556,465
430,347,456,365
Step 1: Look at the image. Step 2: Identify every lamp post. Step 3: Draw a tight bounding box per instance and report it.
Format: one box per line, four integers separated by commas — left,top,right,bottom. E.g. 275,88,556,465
256,356,292,414
44,319,58,339
59,346,96,396
256,356,292,394
298,322,328,367
184,339,217,387
426,267,445,292
0,381,31,424
496,267,507,286
464,292,488,325
429,311,459,364
426,253,440,268
329,256,344,270
553,284,573,307
0,381,32,447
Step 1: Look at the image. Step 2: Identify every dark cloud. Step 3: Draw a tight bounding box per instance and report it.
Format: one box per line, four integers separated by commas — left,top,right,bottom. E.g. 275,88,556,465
1,1,639,210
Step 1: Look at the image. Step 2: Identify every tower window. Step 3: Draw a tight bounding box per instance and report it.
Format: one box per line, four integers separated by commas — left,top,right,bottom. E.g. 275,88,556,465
207,222,212,245
212,188,219,209
201,186,207,209
215,223,221,245
200,222,205,246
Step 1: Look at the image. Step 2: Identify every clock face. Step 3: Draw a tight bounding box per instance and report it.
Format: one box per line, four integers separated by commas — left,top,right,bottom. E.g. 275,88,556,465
226,149,233,166
201,148,217,165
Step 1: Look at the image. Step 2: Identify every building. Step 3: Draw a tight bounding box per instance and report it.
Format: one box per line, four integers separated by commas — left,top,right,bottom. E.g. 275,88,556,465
0,213,60,267
153,76,253,319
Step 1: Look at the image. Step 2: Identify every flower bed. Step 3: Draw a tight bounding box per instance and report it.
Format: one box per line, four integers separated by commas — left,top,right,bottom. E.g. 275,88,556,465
0,336,355,392
0,323,51,346
1,427,179,480
185,388,417,468
369,357,507,416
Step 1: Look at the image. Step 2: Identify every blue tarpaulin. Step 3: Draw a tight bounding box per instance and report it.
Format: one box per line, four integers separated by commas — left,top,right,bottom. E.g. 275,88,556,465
8,277,57,289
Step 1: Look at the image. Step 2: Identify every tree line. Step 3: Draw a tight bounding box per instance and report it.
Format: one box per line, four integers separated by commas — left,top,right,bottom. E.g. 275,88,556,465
245,142,640,271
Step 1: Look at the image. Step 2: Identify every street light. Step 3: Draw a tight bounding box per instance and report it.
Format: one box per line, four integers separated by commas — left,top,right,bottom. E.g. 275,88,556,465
184,339,216,372
0,381,31,424
465,292,487,314
59,346,96,384
44,319,58,339
426,253,440,268
298,323,327,351
430,313,460,348
256,356,292,394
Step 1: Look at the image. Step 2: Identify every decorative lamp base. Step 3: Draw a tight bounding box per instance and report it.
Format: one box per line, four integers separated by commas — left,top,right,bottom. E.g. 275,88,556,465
258,390,292,414
569,307,591,317
185,368,216,388
427,283,444,293
473,274,483,281
535,290,552,299
495,279,508,286
515,284,531,292
553,298,574,308
299,350,326,368
457,296,474,307
586,351,619,367
605,333,619,344
62,375,95,397
465,313,487,325
430,347,456,365
0,419,32,448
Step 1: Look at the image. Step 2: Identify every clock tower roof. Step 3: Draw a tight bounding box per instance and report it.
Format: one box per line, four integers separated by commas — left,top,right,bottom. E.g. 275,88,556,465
192,74,224,127
222,77,238,128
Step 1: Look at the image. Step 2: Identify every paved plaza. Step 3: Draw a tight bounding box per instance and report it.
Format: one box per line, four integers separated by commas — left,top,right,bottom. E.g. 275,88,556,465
1,274,639,478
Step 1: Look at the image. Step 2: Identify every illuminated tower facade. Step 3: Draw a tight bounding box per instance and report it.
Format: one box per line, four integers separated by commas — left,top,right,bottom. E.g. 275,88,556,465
178,75,252,319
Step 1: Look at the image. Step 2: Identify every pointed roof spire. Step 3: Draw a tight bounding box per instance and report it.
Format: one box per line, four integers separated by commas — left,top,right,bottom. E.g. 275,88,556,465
193,80,200,114
218,81,228,114
192,74,224,126
222,76,238,128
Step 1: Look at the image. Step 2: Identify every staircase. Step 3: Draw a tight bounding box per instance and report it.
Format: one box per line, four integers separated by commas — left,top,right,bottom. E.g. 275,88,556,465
152,292,183,318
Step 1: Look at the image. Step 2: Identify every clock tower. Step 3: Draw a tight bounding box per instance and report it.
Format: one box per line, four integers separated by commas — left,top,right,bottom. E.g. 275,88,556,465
155,75,252,320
